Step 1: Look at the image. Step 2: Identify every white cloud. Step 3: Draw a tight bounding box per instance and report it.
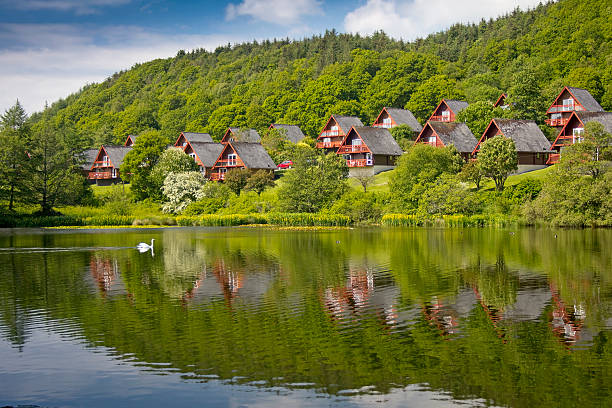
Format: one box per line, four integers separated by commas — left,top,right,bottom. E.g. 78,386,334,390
226,0,322,25
1,0,131,15
344,0,544,40
0,24,239,114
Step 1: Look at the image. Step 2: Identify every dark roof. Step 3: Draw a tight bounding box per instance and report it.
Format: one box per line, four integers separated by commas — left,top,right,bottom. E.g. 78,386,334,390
575,111,612,133
384,108,422,132
334,116,364,133
270,124,305,144
190,142,224,168
228,128,261,143
103,146,132,168
182,132,213,143
494,119,551,152
428,122,478,153
352,126,403,156
80,149,98,170
231,142,276,169
444,99,469,114
567,87,604,112
127,134,138,142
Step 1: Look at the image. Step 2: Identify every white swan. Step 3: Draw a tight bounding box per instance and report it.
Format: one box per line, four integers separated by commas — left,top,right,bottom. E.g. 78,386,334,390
137,238,155,253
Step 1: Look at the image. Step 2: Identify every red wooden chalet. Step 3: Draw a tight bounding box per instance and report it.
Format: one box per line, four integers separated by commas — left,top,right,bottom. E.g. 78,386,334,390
183,142,224,177
337,126,402,171
473,119,551,169
89,145,132,185
414,121,478,161
210,142,276,181
124,134,138,147
221,128,261,144
548,111,612,164
545,86,603,127
428,99,469,122
268,123,305,144
372,107,422,133
174,132,213,149
494,93,508,109
316,115,363,150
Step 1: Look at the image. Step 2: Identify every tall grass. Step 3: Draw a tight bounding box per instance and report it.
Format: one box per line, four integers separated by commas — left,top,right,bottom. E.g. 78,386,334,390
381,214,522,227
266,213,350,226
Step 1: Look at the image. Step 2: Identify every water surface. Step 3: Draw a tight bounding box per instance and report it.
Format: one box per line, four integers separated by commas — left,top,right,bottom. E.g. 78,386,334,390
1,227,611,407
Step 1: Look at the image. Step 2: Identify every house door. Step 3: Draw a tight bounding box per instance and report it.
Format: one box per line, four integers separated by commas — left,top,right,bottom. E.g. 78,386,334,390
111,168,117,178
366,153,373,166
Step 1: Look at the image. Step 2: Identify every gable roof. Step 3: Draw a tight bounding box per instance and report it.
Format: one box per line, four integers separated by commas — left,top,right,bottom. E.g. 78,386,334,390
125,134,138,146
189,142,224,168
444,99,469,115
102,146,132,168
269,124,305,144
80,148,99,170
182,132,213,143
383,108,422,132
225,128,261,143
347,126,403,156
230,142,276,169
566,87,604,112
573,111,612,133
425,122,478,153
485,119,551,153
494,93,508,108
334,115,364,133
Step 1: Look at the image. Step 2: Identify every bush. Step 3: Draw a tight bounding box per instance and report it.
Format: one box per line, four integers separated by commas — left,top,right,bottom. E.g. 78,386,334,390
330,191,387,223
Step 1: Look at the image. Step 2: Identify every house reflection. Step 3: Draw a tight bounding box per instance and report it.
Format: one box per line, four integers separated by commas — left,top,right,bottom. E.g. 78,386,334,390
550,283,586,346
88,253,126,297
324,268,375,320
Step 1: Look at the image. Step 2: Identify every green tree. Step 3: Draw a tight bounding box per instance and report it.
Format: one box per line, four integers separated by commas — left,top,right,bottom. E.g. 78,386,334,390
261,127,292,164
477,136,518,192
458,160,484,190
150,147,199,196
278,145,348,212
0,101,30,210
405,75,465,123
455,101,506,137
224,168,250,195
556,121,612,179
120,130,169,200
245,170,275,195
389,124,418,151
507,68,546,123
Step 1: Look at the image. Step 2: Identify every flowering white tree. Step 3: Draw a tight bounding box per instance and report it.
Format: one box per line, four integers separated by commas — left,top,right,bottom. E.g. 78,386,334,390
161,171,207,213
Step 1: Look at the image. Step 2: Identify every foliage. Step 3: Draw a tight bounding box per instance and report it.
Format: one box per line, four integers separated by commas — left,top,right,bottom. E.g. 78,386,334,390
224,168,250,195
350,168,376,193
477,136,518,192
161,171,207,214
389,144,462,211
329,190,387,223
261,127,292,163
150,147,199,195
0,101,30,210
245,170,275,195
120,129,170,200
418,174,482,215
405,75,465,123
277,145,348,213
458,160,484,190
182,182,233,215
389,124,418,151
556,122,612,179
455,101,506,137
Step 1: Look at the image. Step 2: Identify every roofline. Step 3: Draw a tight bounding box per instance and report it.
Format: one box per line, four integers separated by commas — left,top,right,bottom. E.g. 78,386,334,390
472,118,500,155
338,127,372,153
494,93,507,107
428,100,446,121
413,121,439,146
546,86,586,114
372,107,389,126
318,115,335,139
550,111,584,149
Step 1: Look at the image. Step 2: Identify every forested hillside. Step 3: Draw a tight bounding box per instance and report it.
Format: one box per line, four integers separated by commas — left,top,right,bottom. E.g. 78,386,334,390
33,0,611,146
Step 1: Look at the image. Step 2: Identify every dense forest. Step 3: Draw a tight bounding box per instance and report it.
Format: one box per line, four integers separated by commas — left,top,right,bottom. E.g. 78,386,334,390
31,0,611,146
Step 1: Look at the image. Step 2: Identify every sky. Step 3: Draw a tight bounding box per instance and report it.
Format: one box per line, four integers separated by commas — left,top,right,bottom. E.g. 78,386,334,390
0,0,545,115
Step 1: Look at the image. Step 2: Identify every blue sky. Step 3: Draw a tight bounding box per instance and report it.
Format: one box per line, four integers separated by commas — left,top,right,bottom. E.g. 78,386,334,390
0,0,545,114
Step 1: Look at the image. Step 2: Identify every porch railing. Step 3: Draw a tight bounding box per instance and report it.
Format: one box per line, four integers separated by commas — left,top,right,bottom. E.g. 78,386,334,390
429,115,451,122
337,145,370,153
548,104,584,113
545,118,569,126
316,141,343,149
346,159,370,167
88,171,113,179
546,153,561,165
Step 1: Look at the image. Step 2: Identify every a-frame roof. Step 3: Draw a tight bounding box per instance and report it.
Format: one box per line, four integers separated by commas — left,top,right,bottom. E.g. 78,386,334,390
343,126,403,156
319,115,364,138
415,122,478,153
222,128,261,143
94,145,132,169
375,107,422,132
474,119,551,155
269,123,305,144
124,134,138,146
81,148,99,170
180,132,214,144
494,93,508,108
551,111,612,149
444,99,470,114
187,142,225,168
547,86,604,113
214,142,276,170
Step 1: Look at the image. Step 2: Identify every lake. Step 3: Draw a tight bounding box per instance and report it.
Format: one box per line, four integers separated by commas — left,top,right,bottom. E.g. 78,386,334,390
1,227,611,407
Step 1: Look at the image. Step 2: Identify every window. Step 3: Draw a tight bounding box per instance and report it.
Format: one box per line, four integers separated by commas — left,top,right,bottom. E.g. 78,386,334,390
427,135,436,144
228,153,237,166
442,110,450,120
111,168,117,178
324,137,331,144
189,153,196,160
331,125,338,136
382,117,392,128
563,98,574,110
551,113,562,120
182,142,187,147
352,138,362,146
573,127,584,143
366,153,373,166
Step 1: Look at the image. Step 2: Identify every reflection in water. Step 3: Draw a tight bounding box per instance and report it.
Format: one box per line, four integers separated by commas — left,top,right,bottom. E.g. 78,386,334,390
1,228,612,407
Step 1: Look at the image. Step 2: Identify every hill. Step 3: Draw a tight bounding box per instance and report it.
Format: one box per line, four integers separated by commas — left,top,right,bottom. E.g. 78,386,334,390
32,0,611,147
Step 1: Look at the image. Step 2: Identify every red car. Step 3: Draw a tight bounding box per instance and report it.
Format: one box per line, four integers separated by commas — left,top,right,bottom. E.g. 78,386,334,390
277,160,293,169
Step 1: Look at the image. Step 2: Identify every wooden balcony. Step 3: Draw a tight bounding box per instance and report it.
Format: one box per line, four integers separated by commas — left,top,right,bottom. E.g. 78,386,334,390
546,153,560,165
346,159,370,167
337,145,370,154
316,140,343,149
210,173,225,181
372,123,393,129
548,104,584,113
429,115,451,122
215,159,242,167
88,171,113,179
320,129,341,137
545,118,569,126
